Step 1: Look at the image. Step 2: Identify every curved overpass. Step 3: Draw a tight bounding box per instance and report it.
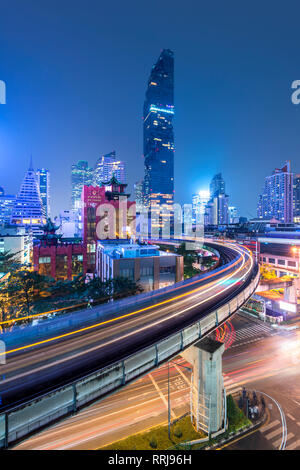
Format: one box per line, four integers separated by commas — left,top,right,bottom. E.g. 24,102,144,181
0,241,259,447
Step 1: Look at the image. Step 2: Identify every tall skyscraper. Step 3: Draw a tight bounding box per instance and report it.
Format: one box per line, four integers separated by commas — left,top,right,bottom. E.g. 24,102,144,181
93,151,126,186
192,191,210,224
71,160,93,210
257,161,293,223
11,161,46,234
293,174,300,222
210,173,225,198
0,187,16,226
36,168,50,218
134,180,144,213
143,49,174,229
204,174,229,225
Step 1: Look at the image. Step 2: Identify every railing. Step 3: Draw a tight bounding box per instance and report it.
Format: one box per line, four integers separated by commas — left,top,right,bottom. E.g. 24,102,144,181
0,265,260,449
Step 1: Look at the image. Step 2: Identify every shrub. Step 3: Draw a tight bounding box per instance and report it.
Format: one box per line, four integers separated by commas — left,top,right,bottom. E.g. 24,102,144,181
149,437,157,449
174,427,182,438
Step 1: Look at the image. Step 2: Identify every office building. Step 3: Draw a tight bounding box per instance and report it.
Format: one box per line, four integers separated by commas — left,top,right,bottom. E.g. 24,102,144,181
204,174,229,226
96,239,183,291
0,226,31,268
143,49,174,230
293,174,300,223
71,160,93,210
0,187,16,226
257,161,293,224
36,168,50,218
94,151,126,186
10,162,46,235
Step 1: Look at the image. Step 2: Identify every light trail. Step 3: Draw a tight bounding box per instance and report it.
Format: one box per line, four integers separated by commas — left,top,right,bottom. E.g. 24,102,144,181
0,243,252,360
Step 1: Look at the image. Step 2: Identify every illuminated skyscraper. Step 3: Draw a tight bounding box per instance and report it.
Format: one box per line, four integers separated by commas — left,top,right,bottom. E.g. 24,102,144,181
0,187,16,226
293,174,300,222
93,151,126,186
71,160,93,210
143,49,174,229
11,161,46,234
204,174,229,225
36,168,50,217
257,161,293,223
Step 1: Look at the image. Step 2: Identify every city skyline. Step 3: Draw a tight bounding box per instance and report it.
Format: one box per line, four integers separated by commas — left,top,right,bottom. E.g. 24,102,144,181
1,1,300,218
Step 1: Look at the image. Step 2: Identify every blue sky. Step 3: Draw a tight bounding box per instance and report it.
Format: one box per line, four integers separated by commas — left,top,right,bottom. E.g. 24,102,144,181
1,0,300,218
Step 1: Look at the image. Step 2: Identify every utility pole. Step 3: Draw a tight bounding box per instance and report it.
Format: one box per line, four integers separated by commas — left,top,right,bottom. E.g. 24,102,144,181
168,361,171,439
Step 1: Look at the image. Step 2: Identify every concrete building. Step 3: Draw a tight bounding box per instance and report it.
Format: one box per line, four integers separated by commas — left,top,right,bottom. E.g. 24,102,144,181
96,240,183,291
257,161,293,224
0,226,31,267
0,188,16,226
10,161,46,235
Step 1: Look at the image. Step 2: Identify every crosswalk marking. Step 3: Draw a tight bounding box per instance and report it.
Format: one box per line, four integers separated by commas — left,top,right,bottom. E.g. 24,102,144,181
287,413,296,421
286,439,300,450
265,427,283,440
261,419,280,432
273,432,294,448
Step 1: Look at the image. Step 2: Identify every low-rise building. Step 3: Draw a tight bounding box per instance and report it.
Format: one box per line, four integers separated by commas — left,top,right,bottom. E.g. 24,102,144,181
96,240,183,291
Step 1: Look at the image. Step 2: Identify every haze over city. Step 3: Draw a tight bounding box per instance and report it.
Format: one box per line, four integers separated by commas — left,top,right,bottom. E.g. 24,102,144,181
1,0,300,218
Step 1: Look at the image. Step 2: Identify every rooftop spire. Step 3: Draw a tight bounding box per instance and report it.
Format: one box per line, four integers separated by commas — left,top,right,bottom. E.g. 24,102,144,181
29,155,34,171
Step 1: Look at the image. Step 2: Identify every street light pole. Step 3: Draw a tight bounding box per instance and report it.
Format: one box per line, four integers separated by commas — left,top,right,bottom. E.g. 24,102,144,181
168,361,171,439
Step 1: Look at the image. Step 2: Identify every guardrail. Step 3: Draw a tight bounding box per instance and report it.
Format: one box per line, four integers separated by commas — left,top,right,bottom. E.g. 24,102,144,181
0,264,259,449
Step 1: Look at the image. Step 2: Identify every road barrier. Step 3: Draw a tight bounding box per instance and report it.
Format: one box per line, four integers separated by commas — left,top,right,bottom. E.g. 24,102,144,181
0,265,259,449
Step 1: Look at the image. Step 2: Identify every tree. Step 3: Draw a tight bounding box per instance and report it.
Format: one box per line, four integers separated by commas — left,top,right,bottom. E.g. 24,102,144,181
0,250,22,274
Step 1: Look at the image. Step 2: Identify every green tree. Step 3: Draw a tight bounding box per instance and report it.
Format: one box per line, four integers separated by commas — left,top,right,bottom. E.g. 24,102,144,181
0,250,22,274
5,270,53,316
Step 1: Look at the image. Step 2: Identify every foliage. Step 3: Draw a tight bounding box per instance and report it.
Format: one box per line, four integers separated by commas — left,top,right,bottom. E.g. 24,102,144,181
260,265,277,280
227,394,251,432
101,415,205,450
0,250,22,274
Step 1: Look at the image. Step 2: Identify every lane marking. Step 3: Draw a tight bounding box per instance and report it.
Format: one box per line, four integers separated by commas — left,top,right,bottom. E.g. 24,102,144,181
149,373,176,419
261,419,280,432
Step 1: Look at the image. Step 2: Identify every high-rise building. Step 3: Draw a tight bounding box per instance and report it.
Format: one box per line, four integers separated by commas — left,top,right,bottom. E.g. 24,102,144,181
204,174,229,225
192,191,210,224
0,187,16,226
228,206,239,224
36,168,50,218
134,180,144,213
293,174,300,222
210,173,225,198
143,49,174,230
94,151,126,186
257,161,293,223
10,161,46,234
71,160,93,210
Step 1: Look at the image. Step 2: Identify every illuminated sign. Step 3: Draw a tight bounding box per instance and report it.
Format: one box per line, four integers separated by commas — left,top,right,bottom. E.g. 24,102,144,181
279,301,297,313
149,105,174,115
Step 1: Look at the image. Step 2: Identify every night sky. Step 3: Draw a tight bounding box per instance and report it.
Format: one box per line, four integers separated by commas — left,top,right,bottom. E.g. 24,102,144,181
1,0,300,218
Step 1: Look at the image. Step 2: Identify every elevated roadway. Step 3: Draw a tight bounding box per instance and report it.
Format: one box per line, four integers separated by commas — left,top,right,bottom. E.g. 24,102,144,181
0,240,259,447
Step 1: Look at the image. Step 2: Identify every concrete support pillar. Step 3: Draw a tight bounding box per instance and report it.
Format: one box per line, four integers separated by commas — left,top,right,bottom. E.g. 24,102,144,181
182,337,225,434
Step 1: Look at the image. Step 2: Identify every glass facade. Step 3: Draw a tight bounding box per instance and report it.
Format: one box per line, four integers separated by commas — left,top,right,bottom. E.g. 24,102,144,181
71,160,93,210
143,49,174,227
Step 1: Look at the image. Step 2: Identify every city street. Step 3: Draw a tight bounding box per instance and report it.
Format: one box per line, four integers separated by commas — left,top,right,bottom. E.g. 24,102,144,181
14,312,300,450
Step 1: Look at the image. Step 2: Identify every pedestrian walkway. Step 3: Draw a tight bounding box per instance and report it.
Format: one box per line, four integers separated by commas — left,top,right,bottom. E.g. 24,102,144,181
229,323,275,348
260,418,299,450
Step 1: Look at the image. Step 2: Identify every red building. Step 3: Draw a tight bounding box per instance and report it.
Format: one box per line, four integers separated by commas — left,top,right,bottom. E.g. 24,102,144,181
82,176,136,273
33,219,87,281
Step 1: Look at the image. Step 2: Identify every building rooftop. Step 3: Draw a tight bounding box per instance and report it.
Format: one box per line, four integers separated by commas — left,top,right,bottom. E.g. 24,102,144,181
97,240,179,259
